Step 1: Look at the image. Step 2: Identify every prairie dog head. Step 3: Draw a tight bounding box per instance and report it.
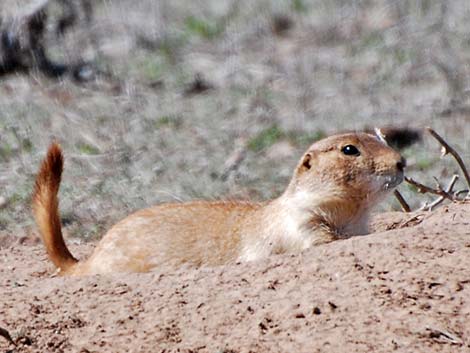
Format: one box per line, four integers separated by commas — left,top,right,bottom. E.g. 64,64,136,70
287,132,405,209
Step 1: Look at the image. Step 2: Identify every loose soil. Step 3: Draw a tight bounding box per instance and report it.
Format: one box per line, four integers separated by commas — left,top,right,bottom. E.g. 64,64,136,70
1,202,469,353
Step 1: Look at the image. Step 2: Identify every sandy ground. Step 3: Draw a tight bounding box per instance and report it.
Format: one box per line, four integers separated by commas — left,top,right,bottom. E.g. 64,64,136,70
1,2,470,352
0,202,469,353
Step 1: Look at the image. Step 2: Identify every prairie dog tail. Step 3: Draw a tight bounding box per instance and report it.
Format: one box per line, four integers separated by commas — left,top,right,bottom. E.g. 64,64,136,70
32,143,78,273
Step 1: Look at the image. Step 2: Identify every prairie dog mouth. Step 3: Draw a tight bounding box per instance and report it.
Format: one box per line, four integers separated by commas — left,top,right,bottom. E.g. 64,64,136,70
380,172,404,191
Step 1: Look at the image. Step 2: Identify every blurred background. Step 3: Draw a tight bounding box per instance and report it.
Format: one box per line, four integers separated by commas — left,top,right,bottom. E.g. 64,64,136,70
0,0,469,240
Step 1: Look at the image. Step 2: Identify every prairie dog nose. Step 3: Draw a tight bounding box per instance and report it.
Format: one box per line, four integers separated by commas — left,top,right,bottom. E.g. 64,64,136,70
396,157,406,172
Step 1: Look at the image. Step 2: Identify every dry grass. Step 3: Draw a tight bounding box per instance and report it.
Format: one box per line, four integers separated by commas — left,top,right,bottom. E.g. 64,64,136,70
1,0,470,239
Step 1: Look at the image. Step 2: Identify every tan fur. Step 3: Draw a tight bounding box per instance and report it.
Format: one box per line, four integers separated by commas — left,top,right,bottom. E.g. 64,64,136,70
32,142,78,271
32,133,405,276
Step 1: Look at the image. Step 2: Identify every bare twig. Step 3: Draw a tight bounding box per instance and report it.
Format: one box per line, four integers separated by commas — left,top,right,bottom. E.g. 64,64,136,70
455,189,469,198
376,128,412,213
426,326,464,345
431,174,459,209
418,175,459,211
405,176,455,201
426,127,470,196
394,128,469,212
400,214,424,228
0,326,15,345
393,190,411,212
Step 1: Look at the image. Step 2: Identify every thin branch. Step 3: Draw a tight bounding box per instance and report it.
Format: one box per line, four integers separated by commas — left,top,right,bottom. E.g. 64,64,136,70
426,127,470,195
397,128,469,211
426,326,464,345
393,190,411,212
455,189,469,198
0,326,15,345
418,174,459,211
405,176,455,201
376,128,412,213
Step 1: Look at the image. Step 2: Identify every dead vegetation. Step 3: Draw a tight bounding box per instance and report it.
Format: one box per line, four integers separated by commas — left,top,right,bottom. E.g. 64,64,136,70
0,0,469,239
394,128,470,212
0,326,15,346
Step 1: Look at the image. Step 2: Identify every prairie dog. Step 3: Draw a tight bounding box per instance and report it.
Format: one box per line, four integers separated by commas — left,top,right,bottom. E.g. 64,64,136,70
32,133,405,276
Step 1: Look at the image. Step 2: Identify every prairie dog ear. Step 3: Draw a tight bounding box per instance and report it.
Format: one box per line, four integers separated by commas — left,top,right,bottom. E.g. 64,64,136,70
299,152,313,172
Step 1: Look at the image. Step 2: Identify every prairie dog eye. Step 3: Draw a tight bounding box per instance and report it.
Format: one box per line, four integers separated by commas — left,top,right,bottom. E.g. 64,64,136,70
341,145,360,156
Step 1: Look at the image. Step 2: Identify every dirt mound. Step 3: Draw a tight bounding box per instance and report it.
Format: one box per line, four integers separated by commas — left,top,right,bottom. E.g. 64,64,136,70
1,203,469,353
